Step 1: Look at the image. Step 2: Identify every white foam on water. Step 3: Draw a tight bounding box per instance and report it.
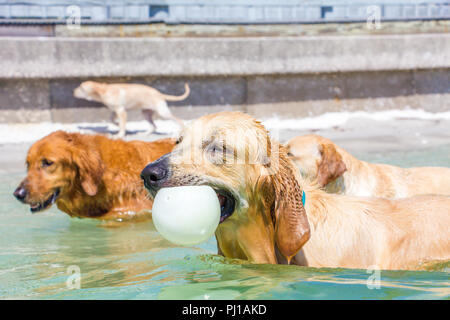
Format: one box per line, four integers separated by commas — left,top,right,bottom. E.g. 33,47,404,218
1,109,449,144
261,109,450,131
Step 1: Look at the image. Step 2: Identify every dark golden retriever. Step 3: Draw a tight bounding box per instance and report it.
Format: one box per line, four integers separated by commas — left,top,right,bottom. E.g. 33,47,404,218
141,112,450,270
14,131,175,221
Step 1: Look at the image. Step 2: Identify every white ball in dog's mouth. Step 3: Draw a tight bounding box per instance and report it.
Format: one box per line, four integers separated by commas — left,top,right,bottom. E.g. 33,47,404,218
151,186,221,246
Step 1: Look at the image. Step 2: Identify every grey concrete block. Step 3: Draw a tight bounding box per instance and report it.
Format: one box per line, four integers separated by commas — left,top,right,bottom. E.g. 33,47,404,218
247,74,345,104
125,76,247,107
247,71,422,105
0,79,52,122
171,105,245,120
0,25,54,36
405,94,450,113
343,71,415,99
0,68,448,123
1,34,449,79
413,69,450,95
0,79,50,110
0,109,52,123
51,107,111,123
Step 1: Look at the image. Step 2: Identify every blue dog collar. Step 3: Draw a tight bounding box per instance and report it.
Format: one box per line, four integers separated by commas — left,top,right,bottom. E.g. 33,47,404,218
302,190,306,206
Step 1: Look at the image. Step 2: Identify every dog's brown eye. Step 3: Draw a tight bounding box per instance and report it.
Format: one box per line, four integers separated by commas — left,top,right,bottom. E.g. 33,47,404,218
208,144,223,155
205,143,227,165
41,159,54,168
211,146,220,153
175,136,183,145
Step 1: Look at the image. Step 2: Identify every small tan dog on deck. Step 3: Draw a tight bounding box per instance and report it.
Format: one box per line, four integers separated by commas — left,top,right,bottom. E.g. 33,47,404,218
74,81,188,138
141,112,450,270
287,134,450,198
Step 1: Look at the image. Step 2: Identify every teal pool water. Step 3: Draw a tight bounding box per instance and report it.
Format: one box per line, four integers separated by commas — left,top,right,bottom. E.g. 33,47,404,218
0,145,449,300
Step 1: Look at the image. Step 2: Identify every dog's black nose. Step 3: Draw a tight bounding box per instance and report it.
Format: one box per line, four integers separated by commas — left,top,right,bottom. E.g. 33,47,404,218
141,156,169,189
13,186,27,202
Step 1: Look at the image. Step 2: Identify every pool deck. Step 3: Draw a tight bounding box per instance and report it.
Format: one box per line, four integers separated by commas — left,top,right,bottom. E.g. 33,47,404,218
2,116,449,174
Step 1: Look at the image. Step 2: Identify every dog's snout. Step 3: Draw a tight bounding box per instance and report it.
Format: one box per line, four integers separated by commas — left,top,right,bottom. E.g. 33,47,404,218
13,186,27,202
141,156,169,189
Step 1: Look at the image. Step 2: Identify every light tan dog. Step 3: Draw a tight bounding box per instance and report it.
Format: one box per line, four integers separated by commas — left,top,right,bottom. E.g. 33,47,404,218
287,134,450,198
74,81,188,138
141,112,450,270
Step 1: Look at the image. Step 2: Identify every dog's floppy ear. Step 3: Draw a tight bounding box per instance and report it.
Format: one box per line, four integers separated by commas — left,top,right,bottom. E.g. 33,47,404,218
70,136,104,196
268,146,310,263
317,143,346,187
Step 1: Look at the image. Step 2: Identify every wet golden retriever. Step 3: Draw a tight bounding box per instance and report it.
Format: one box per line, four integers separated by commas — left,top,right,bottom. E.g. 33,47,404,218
287,134,450,198
14,131,175,221
141,112,450,270
74,81,188,138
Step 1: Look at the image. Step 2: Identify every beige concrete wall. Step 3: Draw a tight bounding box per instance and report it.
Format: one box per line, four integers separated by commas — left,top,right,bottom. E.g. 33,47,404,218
1,34,449,79
0,34,449,122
